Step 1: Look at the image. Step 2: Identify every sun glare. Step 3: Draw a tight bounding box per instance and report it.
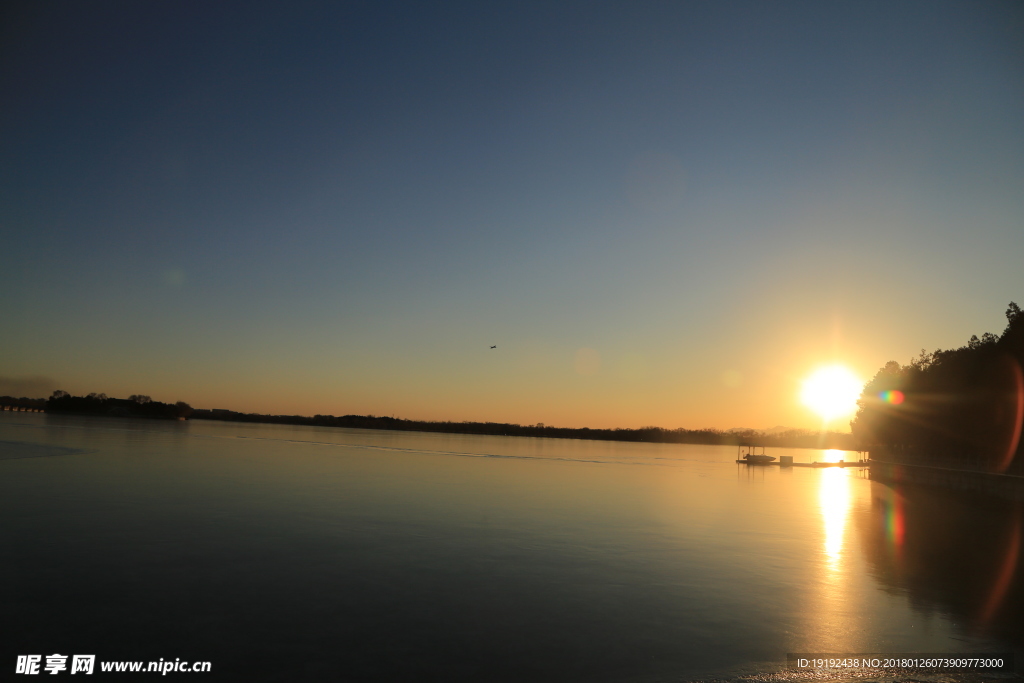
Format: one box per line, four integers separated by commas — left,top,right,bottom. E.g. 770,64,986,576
801,366,862,421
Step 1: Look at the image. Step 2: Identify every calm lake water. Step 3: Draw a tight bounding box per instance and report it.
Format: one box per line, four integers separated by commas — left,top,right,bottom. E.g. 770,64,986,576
1,412,1020,681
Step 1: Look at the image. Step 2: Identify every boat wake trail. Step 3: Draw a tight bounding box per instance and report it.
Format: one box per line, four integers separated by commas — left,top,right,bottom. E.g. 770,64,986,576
0,440,89,460
214,434,623,465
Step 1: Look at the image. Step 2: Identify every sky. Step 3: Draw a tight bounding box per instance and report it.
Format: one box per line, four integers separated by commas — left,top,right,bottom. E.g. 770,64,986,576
1,0,1022,431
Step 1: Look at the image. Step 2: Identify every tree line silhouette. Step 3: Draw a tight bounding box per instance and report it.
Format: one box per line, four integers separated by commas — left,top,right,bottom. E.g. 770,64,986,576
7,395,857,450
0,396,47,411
44,391,194,420
851,302,1024,475
0,389,859,449
189,408,854,449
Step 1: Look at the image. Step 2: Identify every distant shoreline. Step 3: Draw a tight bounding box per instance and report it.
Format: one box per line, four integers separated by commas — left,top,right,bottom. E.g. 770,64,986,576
0,394,856,450
187,408,856,450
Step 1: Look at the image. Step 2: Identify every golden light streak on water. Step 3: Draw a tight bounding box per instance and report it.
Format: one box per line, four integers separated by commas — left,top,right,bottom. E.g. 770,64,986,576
819,467,851,569
822,449,845,463
797,463,865,653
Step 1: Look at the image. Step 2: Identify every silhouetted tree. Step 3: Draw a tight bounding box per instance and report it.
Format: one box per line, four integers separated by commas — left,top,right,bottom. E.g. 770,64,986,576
852,302,1024,474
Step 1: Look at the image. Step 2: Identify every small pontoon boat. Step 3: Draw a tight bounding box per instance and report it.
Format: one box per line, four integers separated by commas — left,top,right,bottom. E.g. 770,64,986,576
737,445,775,464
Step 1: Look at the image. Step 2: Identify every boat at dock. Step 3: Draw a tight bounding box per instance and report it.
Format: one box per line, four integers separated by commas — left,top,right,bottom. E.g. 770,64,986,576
734,444,871,468
736,445,775,464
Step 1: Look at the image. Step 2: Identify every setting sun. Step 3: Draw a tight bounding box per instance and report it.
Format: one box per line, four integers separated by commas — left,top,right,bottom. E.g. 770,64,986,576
801,366,863,421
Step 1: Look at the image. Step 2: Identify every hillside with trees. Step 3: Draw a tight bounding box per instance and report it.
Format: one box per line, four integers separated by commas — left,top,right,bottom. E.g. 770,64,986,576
852,302,1024,475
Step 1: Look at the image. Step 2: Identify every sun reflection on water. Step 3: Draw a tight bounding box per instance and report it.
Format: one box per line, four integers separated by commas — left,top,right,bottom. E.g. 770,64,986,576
823,449,846,463
819,467,851,568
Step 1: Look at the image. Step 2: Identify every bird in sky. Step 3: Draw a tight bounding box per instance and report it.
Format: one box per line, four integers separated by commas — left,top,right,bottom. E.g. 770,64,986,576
490,345,497,349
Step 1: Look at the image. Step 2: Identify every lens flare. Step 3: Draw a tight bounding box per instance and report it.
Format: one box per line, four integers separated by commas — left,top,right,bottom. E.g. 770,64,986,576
879,390,904,405
979,511,1020,623
886,489,905,549
995,357,1023,474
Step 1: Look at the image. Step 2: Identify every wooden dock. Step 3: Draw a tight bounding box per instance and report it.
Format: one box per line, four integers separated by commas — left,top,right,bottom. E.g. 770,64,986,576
734,459,869,468
734,445,870,468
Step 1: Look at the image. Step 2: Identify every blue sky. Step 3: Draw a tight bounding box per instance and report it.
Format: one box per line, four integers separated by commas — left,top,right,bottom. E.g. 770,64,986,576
2,1,1022,429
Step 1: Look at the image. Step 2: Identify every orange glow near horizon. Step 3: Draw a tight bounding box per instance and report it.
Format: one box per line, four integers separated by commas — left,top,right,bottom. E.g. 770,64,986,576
16,337,884,432
23,365,870,433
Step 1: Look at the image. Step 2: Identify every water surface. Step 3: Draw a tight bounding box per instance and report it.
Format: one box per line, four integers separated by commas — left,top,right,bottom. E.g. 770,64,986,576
0,413,1018,681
